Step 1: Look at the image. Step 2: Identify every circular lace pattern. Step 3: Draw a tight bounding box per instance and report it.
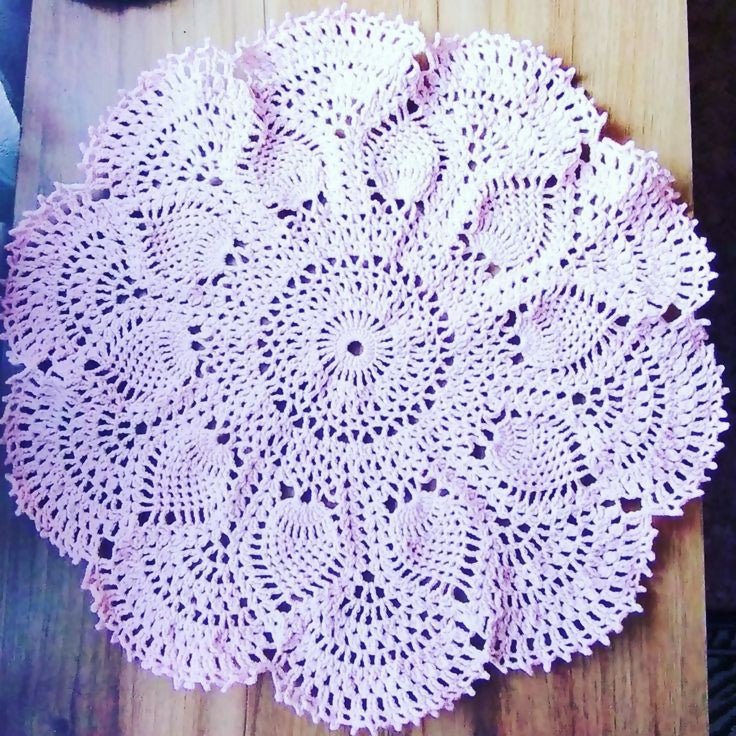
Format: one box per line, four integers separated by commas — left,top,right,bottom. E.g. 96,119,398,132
1,7,727,733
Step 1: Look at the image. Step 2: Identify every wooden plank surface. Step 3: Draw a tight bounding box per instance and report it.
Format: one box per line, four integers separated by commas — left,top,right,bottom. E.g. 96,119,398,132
1,1,706,735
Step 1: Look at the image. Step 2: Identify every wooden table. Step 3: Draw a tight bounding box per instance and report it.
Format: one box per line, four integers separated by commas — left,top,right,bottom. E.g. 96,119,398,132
1,1,707,734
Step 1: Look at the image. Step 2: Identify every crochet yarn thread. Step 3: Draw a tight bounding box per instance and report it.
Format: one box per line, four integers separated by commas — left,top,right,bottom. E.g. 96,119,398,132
1,7,727,733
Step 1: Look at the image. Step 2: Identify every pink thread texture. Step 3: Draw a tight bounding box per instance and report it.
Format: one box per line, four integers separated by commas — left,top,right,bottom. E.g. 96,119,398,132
0,7,728,734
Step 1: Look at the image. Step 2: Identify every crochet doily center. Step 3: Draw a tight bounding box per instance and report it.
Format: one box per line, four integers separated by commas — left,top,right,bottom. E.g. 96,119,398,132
256,254,454,443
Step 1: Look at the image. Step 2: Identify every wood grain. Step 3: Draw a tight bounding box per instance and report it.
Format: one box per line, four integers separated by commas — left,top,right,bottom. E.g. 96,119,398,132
2,1,706,735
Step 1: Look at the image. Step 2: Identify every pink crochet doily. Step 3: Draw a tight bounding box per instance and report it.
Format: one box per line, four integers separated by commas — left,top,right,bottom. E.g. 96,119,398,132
1,7,728,733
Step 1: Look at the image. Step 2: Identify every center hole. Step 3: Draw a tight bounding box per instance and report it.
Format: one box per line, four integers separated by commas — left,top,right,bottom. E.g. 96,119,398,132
347,340,364,356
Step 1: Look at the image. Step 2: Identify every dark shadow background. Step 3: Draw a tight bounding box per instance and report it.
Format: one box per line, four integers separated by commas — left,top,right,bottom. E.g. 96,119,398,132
689,4,736,729
71,0,170,9
0,0,29,231
690,0,736,613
